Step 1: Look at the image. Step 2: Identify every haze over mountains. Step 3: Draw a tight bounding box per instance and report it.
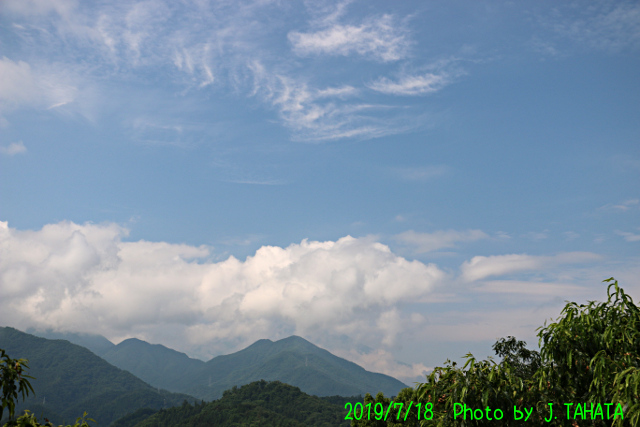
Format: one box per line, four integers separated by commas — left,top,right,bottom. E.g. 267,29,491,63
29,328,407,400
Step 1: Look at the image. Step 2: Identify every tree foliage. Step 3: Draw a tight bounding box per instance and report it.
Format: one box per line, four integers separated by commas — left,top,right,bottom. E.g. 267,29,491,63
353,278,640,427
124,380,351,427
1,349,34,422
0,348,95,427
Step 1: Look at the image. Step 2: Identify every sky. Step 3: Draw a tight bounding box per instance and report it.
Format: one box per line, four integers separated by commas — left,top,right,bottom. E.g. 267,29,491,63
0,0,639,385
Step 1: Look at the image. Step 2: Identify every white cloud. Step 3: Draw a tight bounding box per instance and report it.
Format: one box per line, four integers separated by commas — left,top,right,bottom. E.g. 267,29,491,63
496,231,511,240
615,229,640,242
395,229,488,254
368,72,450,96
248,61,417,141
596,200,640,225
0,220,445,365
336,347,432,385
0,141,27,156
1,0,77,18
604,199,640,212
542,1,640,52
0,58,41,112
473,280,586,297
2,0,439,141
460,252,602,282
0,57,78,114
289,14,409,62
315,85,358,98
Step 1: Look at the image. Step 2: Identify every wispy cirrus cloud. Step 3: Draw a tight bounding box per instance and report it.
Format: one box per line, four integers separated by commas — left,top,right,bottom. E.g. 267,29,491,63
395,229,488,254
247,60,418,141
1,0,77,18
599,199,640,212
369,72,451,96
1,0,454,141
288,14,410,62
538,0,640,52
615,229,640,242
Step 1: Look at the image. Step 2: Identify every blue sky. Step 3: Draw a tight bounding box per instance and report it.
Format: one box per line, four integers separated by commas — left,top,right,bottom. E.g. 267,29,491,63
1,0,639,383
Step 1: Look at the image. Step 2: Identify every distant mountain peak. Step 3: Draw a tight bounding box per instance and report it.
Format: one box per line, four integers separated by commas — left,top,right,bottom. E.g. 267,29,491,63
278,335,310,343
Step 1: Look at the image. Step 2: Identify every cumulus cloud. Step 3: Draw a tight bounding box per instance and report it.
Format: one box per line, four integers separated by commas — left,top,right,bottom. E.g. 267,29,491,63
288,14,409,62
395,229,488,253
0,220,445,371
0,141,27,156
460,252,602,282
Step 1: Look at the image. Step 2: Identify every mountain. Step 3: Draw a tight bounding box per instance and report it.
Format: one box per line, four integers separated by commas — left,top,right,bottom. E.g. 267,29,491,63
0,327,195,427
112,380,353,427
67,333,407,401
12,327,408,406
184,335,407,400
26,329,206,392
27,328,116,357
100,338,205,392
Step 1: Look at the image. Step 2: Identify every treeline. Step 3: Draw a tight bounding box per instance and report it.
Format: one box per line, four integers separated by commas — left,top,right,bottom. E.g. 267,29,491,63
112,380,355,427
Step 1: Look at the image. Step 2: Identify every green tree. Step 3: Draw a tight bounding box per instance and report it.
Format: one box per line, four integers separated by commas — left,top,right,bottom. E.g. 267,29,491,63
355,278,639,426
536,277,639,426
0,348,94,427
1,349,34,422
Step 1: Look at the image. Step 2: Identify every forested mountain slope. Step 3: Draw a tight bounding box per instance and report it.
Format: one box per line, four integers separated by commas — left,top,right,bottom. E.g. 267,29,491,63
183,335,407,400
0,327,195,427
32,331,407,401
112,380,352,427
101,338,205,392
27,328,116,357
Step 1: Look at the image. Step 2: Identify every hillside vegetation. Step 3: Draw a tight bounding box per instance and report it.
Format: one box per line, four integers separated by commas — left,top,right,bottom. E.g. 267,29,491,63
0,328,194,427
183,336,406,400
29,331,407,401
112,380,353,427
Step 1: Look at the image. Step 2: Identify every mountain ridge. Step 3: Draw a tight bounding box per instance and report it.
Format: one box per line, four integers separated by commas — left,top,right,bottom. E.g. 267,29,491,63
0,327,195,426
24,329,408,401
